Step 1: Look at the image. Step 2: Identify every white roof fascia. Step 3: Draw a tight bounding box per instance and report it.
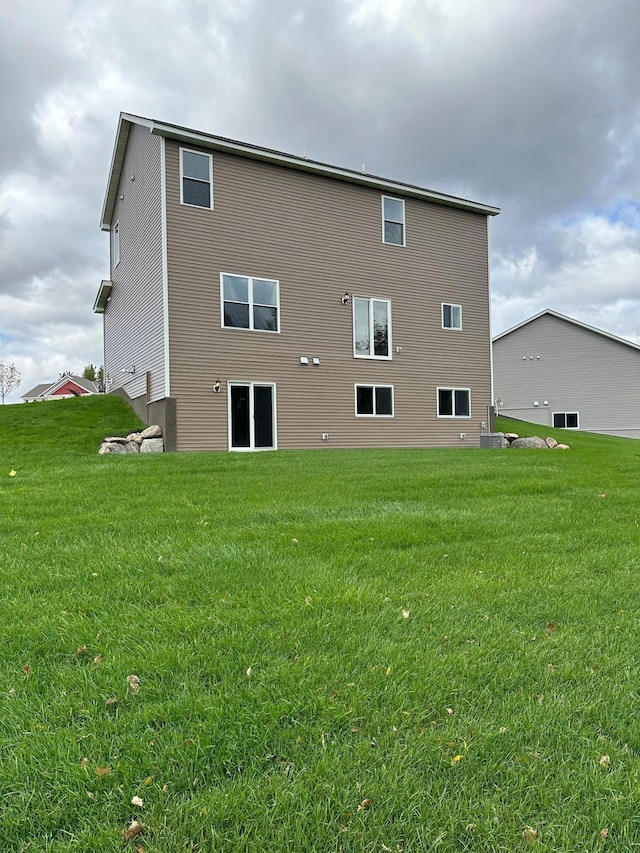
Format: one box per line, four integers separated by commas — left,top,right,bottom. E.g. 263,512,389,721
493,309,640,353
100,114,154,231
147,120,500,218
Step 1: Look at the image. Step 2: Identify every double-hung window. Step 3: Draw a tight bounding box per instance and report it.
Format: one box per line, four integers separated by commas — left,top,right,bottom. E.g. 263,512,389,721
113,222,120,267
382,196,405,246
553,412,579,429
442,303,462,330
437,387,470,418
355,385,394,417
353,296,391,359
221,273,279,332
181,148,213,209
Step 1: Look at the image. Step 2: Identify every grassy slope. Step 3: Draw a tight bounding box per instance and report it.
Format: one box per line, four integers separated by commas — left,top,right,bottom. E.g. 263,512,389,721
1,399,640,851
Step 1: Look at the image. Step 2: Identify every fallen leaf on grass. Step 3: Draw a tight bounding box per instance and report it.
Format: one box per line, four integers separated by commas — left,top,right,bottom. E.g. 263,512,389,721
545,622,556,632
305,596,312,606
598,493,606,498
451,754,463,764
522,827,538,843
402,609,410,620
105,697,118,710
599,754,611,768
131,796,144,808
23,665,32,675
9,470,16,477
246,667,252,679
356,798,372,812
162,784,169,794
80,757,89,767
446,708,454,715
94,766,111,778
127,675,141,694
123,820,145,840
76,645,90,655
93,655,103,667
601,828,609,839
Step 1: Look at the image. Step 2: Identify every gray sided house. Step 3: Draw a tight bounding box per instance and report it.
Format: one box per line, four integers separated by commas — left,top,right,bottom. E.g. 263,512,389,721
493,310,640,439
95,113,499,452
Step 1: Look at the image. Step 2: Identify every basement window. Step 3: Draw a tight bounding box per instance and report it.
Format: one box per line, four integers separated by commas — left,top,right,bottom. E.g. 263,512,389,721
553,412,579,429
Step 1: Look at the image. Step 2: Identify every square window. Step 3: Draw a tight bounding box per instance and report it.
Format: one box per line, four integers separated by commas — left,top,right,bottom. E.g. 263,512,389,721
181,148,213,209
382,196,405,246
355,384,394,417
221,273,279,333
353,296,391,359
442,303,462,330
437,387,471,418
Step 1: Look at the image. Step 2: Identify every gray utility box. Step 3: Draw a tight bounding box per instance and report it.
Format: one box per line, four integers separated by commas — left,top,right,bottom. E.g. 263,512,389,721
480,433,507,449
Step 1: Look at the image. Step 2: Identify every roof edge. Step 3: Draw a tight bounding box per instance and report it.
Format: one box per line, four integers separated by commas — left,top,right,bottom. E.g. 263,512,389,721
493,309,640,353
100,113,500,228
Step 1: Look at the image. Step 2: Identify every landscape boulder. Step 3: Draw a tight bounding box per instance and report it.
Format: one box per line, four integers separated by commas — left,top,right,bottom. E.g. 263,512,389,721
141,424,163,439
546,437,558,448
140,438,164,453
510,436,548,449
98,441,128,454
555,443,570,450
504,433,519,444
126,432,143,444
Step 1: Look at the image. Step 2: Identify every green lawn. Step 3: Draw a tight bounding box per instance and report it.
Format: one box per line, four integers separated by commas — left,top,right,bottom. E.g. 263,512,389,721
1,397,640,851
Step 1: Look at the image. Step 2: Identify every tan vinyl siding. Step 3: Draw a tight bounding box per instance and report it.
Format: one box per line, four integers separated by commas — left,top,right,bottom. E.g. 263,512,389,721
165,141,492,451
493,313,640,438
104,124,165,402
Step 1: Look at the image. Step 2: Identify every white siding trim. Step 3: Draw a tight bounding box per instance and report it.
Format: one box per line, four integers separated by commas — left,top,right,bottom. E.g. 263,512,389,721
160,136,171,398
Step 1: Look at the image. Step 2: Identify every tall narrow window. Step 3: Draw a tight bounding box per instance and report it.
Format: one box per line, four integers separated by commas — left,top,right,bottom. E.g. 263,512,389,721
181,148,213,209
353,297,391,359
221,273,279,332
437,387,470,418
382,196,405,246
113,222,120,267
442,303,462,330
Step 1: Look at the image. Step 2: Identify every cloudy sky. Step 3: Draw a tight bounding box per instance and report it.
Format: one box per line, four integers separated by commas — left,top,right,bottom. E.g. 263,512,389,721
1,0,639,401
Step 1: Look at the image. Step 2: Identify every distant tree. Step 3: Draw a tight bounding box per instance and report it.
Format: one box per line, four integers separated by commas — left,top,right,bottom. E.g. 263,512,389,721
82,363,97,381
0,361,21,404
98,365,104,382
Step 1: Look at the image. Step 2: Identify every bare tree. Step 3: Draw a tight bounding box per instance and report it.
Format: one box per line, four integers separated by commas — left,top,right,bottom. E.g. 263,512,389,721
0,362,21,404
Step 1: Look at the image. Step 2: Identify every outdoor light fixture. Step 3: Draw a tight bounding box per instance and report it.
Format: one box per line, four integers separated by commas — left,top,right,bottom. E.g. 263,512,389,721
121,366,136,375
341,291,350,304
213,379,221,393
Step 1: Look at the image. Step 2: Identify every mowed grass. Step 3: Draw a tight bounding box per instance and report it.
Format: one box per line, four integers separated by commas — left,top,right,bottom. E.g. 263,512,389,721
1,398,640,851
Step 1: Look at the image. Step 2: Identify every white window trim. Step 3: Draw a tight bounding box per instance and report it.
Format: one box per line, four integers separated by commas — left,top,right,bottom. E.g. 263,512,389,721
353,296,392,360
437,386,471,418
442,303,462,331
227,382,278,451
113,221,120,268
220,272,281,334
354,384,395,418
553,411,580,429
381,195,406,247
179,147,214,210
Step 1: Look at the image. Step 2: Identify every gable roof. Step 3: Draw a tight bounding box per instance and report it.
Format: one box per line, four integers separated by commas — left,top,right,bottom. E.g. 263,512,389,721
493,309,640,354
101,112,501,231
21,376,98,400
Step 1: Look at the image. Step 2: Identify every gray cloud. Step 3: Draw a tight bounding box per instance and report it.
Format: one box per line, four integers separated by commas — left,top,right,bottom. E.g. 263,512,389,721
1,0,640,399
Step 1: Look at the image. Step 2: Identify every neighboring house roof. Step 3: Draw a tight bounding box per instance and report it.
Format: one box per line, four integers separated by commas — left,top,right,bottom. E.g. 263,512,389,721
493,309,640,354
101,113,501,231
21,383,52,400
21,376,98,400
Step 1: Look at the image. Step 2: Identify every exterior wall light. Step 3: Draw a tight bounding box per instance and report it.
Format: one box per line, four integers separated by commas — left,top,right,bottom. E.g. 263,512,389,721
213,379,221,393
341,292,350,304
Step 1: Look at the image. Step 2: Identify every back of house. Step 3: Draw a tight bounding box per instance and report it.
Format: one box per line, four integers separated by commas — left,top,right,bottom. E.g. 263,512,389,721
96,113,499,451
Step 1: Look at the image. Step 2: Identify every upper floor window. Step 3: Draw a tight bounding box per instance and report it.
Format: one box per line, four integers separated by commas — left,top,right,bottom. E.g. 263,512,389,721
437,387,470,418
353,296,391,359
113,222,120,267
442,303,462,330
382,196,405,246
181,148,213,209
553,412,579,429
355,384,394,417
221,273,279,332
